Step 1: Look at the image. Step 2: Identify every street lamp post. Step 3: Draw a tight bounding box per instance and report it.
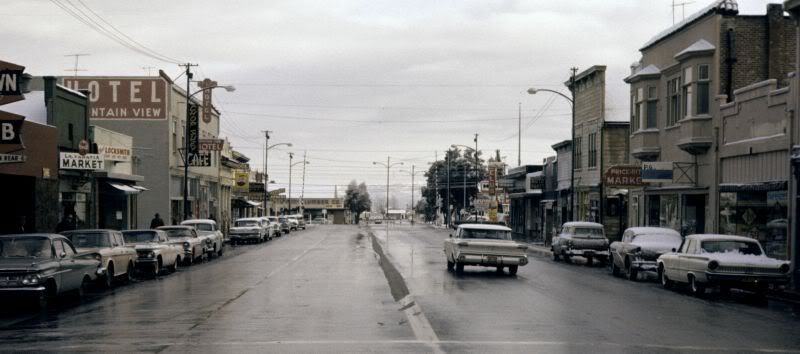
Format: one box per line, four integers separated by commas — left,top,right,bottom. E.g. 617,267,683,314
528,76,576,219
181,69,234,222
400,166,424,226
288,155,309,215
374,157,403,248
263,134,291,216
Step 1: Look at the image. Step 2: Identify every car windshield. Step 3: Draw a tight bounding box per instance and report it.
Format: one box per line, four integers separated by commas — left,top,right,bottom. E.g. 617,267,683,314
161,229,196,238
701,240,762,256
633,233,681,244
461,229,512,240
573,227,604,238
185,223,213,231
122,231,159,243
66,232,111,247
0,237,52,258
235,220,260,227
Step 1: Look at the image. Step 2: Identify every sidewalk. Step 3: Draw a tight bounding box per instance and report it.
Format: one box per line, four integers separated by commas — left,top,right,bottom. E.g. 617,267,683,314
525,243,552,258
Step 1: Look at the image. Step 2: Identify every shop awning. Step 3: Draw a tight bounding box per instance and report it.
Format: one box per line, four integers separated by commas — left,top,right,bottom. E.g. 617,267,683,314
246,200,261,207
133,185,149,191
107,181,141,194
719,181,787,192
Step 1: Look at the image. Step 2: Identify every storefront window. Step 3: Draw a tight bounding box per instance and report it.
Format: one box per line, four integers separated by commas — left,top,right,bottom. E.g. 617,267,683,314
646,194,679,231
718,190,788,260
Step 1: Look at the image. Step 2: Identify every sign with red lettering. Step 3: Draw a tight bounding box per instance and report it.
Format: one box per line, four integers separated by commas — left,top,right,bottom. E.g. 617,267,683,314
604,165,645,187
62,78,168,120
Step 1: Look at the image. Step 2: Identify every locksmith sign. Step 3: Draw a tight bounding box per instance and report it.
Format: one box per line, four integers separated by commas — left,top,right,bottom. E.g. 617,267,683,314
60,152,104,170
62,77,168,120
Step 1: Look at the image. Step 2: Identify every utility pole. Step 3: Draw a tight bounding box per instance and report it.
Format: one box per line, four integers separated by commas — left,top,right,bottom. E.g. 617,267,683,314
462,162,467,221
301,150,307,219
64,54,89,77
474,133,479,220
385,156,390,220
263,130,271,216
671,0,695,24
434,151,439,226
288,152,294,214
446,150,451,228
411,164,416,226
570,66,578,220
518,102,522,166
180,62,198,222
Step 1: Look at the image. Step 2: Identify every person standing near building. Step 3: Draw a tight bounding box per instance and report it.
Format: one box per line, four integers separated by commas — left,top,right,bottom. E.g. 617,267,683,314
150,213,165,229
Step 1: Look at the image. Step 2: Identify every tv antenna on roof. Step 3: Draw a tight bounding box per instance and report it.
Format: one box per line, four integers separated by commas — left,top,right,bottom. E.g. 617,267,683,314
64,53,90,77
672,0,695,24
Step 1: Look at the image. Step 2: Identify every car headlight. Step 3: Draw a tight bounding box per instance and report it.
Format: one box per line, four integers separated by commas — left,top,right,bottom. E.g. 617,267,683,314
147,252,156,259
183,242,190,249
780,264,790,273
205,239,212,244
708,260,719,271
22,274,40,285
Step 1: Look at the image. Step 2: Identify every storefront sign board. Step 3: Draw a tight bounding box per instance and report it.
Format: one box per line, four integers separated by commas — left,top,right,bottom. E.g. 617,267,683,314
641,162,673,183
60,152,104,170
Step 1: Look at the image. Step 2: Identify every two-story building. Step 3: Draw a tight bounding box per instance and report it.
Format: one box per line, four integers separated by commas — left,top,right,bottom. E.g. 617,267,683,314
625,1,795,236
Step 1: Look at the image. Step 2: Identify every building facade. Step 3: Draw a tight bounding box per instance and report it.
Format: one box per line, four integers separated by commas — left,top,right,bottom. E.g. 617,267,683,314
625,1,796,237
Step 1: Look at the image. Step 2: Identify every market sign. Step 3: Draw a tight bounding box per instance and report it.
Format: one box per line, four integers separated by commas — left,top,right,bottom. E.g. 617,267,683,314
0,153,25,163
641,161,673,183
0,60,25,105
60,152,104,170
199,139,224,151
62,78,168,120
605,165,645,187
97,144,131,162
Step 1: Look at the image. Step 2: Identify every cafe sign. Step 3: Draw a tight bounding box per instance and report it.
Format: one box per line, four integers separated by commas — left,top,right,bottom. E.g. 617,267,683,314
605,165,645,187
60,152,104,170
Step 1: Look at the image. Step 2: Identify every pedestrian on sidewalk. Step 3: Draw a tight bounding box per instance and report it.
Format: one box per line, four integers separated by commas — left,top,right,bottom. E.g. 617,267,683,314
150,213,165,229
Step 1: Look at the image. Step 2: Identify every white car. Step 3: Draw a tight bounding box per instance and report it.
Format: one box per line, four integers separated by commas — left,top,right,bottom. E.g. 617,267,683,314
444,224,528,275
229,218,267,244
657,234,791,298
122,229,182,276
181,219,225,258
62,229,137,288
158,226,206,265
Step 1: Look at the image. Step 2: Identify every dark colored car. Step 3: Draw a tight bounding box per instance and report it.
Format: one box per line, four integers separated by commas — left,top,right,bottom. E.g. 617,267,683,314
0,234,100,307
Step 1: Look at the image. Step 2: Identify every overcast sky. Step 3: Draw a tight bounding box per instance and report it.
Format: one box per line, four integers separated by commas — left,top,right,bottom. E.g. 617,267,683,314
3,0,782,204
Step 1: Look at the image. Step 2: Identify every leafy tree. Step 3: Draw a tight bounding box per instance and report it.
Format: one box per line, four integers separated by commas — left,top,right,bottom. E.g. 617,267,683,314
344,180,372,223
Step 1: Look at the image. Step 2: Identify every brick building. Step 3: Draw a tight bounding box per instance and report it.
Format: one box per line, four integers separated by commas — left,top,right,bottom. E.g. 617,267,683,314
624,0,796,236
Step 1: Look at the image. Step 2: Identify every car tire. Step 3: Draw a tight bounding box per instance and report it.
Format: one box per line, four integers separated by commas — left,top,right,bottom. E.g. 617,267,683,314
76,275,90,300
153,258,161,277
125,261,135,282
446,259,454,271
552,249,560,262
218,245,224,257
508,265,518,276
455,263,464,274
586,256,594,266
719,285,730,297
626,258,638,281
659,265,673,289
38,281,56,309
496,266,504,274
104,263,115,288
610,258,620,276
563,252,571,264
169,257,179,272
689,275,705,297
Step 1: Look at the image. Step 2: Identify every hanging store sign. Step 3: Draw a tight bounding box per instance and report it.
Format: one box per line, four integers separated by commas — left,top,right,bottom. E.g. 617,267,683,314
0,153,25,163
641,162,673,183
233,171,250,193
187,151,211,167
187,103,199,154
197,78,217,124
199,139,224,151
249,182,265,193
0,112,24,145
605,165,645,187
0,60,25,105
97,145,131,162
60,152,104,170
62,78,168,120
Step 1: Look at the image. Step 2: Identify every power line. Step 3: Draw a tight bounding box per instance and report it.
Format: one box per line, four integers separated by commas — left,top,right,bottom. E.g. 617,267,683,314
223,110,522,124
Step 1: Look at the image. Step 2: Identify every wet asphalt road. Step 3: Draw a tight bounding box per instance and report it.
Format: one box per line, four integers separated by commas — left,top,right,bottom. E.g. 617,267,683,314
0,224,799,353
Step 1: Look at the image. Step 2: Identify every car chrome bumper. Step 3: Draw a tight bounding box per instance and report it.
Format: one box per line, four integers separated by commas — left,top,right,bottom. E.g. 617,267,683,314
230,234,260,239
566,249,609,257
706,273,791,285
0,286,47,292
632,259,658,271
457,253,528,266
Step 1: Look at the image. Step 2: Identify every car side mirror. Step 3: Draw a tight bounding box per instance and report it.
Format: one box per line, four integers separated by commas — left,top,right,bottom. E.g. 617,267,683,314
671,248,676,252
59,251,67,258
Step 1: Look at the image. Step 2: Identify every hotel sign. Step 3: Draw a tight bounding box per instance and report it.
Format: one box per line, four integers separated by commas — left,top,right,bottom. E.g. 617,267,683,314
62,78,168,120
60,152,104,170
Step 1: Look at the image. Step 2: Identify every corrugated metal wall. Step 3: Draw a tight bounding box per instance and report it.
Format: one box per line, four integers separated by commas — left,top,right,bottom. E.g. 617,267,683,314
720,150,789,184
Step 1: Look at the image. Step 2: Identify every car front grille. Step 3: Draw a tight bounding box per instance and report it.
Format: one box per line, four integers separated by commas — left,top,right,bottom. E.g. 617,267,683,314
0,274,23,287
716,265,783,274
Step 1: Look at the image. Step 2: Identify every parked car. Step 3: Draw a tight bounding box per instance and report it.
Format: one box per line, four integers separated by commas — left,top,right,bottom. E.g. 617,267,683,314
292,215,307,230
61,229,137,288
259,217,278,239
181,219,224,258
312,217,327,225
268,216,288,236
551,222,609,266
278,217,292,234
157,226,205,265
229,218,267,244
609,227,682,281
443,224,529,275
0,234,100,308
122,229,181,276
287,217,299,231
657,234,791,298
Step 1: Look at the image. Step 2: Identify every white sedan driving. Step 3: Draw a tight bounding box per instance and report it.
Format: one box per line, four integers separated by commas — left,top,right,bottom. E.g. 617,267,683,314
444,224,528,275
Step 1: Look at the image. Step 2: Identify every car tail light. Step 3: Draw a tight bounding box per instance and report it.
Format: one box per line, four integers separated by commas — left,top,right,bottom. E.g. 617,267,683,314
708,260,719,270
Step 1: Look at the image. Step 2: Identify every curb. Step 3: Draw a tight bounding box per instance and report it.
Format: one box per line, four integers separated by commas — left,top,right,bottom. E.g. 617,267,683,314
527,245,553,258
